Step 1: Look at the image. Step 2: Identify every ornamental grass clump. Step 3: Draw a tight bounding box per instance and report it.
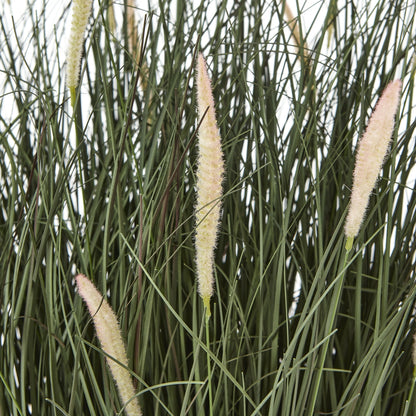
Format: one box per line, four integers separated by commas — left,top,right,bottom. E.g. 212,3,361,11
75,274,142,416
344,79,402,250
194,53,224,318
66,0,93,107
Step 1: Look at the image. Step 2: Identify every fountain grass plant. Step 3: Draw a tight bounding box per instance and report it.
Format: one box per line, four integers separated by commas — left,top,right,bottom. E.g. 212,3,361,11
1,0,416,415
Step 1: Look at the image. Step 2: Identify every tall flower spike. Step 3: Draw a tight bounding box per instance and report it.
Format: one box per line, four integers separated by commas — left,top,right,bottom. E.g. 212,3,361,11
344,79,402,250
66,0,93,107
195,53,224,318
75,274,142,416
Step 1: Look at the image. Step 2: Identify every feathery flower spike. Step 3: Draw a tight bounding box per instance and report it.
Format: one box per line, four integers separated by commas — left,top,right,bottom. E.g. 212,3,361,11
195,53,224,318
66,0,93,107
344,79,402,250
75,274,142,416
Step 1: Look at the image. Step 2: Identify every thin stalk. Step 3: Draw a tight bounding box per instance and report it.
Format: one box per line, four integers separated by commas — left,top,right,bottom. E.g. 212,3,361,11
205,313,213,416
308,245,351,414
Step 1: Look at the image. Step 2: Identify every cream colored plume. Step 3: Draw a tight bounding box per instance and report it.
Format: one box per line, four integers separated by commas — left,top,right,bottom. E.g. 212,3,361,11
66,0,93,107
344,80,402,249
195,53,224,318
75,274,142,416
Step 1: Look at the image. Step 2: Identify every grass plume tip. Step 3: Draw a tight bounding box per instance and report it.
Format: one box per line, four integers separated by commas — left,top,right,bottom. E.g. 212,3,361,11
66,0,93,107
75,274,142,416
195,53,224,318
344,79,402,245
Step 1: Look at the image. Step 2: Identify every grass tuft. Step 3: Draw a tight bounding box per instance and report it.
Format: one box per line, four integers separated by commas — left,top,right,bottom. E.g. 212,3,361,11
0,0,416,414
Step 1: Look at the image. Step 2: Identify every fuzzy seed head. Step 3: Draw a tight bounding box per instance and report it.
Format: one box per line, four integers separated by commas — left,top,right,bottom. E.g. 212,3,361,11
66,0,93,91
344,79,402,239
75,274,142,416
194,53,224,313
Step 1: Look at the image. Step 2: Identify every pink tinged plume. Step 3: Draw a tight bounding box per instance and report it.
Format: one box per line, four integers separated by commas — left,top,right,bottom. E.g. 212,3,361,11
75,274,142,416
66,0,93,107
344,80,402,250
195,53,224,318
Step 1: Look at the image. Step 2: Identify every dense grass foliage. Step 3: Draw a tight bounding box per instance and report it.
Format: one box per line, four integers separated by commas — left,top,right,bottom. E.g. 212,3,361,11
1,0,416,414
